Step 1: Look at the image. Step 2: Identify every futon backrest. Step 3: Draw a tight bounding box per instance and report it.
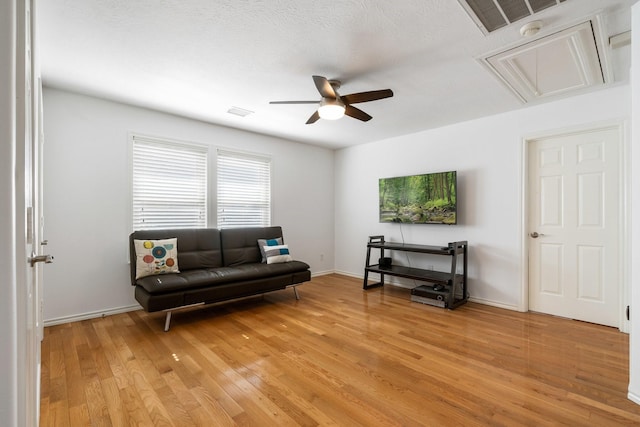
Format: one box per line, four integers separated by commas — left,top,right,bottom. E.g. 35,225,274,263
220,226,284,267
129,228,222,285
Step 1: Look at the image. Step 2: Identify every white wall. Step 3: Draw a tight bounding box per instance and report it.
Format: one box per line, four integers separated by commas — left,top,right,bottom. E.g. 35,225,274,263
628,1,640,406
42,88,335,323
335,84,630,310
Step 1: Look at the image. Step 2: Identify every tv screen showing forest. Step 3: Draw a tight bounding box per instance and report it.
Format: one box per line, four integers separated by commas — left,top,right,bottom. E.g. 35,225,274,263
379,171,457,224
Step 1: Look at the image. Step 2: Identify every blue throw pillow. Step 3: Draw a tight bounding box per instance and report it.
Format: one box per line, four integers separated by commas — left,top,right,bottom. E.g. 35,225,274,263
258,237,283,263
263,244,293,264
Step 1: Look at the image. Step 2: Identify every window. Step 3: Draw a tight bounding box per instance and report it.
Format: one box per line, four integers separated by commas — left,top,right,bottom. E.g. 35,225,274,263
217,149,271,228
131,135,207,230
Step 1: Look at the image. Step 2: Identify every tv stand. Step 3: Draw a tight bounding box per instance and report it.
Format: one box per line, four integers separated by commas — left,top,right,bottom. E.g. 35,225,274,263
363,236,468,309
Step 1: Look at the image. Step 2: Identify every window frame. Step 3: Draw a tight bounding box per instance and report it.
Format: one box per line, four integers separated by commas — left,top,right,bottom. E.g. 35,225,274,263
130,133,209,231
216,148,272,229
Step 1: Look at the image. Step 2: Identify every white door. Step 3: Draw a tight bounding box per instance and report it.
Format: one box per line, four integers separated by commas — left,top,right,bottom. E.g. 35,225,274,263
20,0,47,424
528,126,621,327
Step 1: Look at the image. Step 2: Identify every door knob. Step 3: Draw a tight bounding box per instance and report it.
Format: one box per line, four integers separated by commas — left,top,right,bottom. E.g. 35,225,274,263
29,253,53,267
530,232,545,238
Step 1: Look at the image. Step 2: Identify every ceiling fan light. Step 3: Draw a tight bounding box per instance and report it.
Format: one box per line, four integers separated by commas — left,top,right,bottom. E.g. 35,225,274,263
318,98,345,120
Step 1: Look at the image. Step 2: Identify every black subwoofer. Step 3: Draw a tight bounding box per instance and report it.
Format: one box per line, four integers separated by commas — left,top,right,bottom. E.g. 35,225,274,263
378,257,392,267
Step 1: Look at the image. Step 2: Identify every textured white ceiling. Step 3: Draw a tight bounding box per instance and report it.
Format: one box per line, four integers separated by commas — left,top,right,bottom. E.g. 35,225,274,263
37,0,635,149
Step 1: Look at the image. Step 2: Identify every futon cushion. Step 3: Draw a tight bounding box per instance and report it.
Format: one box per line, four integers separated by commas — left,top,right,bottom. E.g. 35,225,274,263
221,226,283,266
135,260,311,294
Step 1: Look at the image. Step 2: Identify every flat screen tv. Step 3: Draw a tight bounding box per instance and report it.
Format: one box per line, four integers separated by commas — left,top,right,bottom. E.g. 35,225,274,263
379,171,457,224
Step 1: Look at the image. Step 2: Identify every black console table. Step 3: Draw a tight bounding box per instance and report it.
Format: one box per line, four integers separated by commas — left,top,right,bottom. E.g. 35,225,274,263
363,236,468,309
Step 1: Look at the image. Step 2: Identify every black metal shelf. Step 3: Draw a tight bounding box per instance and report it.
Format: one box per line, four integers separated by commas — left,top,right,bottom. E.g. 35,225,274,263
363,235,468,309
367,242,453,255
365,265,461,285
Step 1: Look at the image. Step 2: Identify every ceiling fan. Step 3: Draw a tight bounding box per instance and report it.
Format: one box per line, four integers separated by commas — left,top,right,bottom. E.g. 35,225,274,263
270,75,393,124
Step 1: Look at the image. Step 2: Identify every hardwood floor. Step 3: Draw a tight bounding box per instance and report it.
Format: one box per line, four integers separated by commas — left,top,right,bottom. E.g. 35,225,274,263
40,274,640,426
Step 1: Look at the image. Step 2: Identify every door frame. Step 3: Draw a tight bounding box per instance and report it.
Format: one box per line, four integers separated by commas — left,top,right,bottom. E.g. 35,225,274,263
520,120,630,332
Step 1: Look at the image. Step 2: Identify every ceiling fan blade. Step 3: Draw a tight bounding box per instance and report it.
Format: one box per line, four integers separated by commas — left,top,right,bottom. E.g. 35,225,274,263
345,105,372,122
312,75,336,99
269,100,318,104
341,89,393,105
306,110,321,124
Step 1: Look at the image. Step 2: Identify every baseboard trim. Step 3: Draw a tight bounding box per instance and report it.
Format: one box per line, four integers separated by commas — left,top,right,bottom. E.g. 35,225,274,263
335,270,521,311
311,270,335,277
42,276,520,326
44,304,142,327
332,270,361,279
43,274,334,326
468,296,520,312
628,390,640,406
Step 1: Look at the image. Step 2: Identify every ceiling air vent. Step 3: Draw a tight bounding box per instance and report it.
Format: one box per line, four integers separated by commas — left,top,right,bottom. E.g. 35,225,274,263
459,0,568,33
482,20,607,103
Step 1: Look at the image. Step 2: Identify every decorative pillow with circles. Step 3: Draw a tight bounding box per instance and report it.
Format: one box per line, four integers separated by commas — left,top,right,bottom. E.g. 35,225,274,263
134,238,179,279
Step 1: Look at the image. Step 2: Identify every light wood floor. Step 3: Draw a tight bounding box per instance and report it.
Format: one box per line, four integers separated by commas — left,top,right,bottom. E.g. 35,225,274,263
40,274,640,426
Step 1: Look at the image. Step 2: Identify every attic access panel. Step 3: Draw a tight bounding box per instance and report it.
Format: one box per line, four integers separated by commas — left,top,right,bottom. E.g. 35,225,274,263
459,0,568,33
483,21,605,103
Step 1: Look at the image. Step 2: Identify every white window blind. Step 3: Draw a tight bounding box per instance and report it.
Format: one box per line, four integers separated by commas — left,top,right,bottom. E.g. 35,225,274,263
217,149,271,228
132,135,207,230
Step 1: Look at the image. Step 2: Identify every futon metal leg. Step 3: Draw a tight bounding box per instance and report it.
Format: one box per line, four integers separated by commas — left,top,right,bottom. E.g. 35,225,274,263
164,311,172,332
292,286,300,300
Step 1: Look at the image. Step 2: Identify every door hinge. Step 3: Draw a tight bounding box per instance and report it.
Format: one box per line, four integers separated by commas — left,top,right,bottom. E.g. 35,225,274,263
626,305,630,321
